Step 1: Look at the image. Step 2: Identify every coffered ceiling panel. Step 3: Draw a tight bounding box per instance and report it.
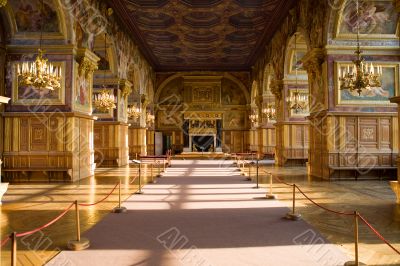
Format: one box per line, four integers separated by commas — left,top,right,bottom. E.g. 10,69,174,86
109,0,296,71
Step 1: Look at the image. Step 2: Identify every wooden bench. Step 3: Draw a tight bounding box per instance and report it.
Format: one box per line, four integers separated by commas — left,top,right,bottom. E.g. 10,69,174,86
3,168,73,182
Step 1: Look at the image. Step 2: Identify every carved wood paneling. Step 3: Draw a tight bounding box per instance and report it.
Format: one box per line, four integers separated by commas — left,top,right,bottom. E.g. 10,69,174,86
309,113,397,179
94,123,129,167
3,115,94,181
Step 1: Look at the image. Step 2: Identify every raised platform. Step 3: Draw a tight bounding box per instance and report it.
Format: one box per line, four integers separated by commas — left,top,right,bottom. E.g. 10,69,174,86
175,152,228,159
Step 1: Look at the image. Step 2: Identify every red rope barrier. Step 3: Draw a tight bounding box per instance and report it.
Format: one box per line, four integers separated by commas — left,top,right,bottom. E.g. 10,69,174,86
260,171,400,257
16,202,75,238
1,235,10,247
295,185,354,216
130,175,138,184
78,182,119,207
271,174,293,187
358,214,400,256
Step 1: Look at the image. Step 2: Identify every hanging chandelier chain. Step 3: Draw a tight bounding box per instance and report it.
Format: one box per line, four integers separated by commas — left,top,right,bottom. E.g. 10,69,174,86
93,11,116,113
339,0,382,96
286,32,307,114
16,0,62,92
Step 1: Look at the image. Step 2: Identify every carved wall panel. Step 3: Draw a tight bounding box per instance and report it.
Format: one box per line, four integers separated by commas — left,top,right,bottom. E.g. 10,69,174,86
310,113,397,179
275,122,309,166
3,114,94,182
94,122,129,167
222,130,248,153
128,127,147,157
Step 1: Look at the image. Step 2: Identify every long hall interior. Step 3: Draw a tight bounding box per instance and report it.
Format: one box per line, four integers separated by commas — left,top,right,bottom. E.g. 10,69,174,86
1,0,400,265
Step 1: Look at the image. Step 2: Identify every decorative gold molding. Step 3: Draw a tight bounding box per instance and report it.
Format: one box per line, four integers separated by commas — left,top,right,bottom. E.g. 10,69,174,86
75,48,99,79
119,79,133,99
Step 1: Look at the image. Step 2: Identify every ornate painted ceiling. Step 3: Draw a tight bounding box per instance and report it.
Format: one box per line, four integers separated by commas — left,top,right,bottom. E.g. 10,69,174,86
109,0,297,71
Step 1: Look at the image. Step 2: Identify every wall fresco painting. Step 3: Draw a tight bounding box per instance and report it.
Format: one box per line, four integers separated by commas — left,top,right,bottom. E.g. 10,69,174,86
337,0,398,38
337,62,398,105
12,61,65,105
10,0,59,32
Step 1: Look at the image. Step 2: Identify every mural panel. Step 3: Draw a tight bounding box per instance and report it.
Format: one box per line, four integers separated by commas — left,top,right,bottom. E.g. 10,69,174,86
336,0,398,39
9,0,60,33
224,111,246,129
11,61,65,105
336,62,398,105
221,81,246,105
289,50,306,74
118,90,127,122
73,65,92,113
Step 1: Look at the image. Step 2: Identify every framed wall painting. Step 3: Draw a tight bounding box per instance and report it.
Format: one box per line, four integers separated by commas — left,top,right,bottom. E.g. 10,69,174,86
12,61,66,105
6,0,67,40
289,49,307,75
73,64,92,114
335,62,399,106
117,89,128,123
334,0,399,39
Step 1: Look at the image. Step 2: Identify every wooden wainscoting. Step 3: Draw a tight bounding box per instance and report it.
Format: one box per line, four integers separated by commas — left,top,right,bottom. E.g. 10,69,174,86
309,113,398,179
3,113,95,182
94,122,129,167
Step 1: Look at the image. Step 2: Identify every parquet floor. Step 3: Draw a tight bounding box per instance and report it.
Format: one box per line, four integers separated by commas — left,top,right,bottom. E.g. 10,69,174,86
1,161,400,265
254,164,400,266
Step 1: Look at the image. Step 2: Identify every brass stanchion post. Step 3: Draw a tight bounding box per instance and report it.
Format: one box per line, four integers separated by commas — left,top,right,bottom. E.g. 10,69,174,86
285,184,301,220
264,172,277,199
11,232,16,266
149,163,156,183
246,161,251,181
254,156,259,188
156,161,161,178
345,211,365,266
68,200,90,250
113,179,127,213
135,162,143,194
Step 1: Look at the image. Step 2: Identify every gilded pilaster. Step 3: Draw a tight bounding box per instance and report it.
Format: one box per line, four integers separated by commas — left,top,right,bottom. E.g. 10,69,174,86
390,97,400,203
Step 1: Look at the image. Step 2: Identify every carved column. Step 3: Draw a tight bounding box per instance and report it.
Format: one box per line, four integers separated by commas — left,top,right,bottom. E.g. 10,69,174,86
93,79,131,167
270,79,287,166
302,48,328,178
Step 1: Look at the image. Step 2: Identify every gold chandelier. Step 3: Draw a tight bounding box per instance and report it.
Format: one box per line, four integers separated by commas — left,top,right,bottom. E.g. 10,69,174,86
249,111,259,126
17,0,61,91
262,104,276,120
93,29,116,113
339,0,382,96
93,88,116,112
0,0,7,8
17,49,61,91
286,33,308,113
127,104,140,119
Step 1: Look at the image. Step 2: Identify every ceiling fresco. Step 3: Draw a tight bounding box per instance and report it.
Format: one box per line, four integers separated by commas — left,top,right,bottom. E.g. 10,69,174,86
109,0,296,71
